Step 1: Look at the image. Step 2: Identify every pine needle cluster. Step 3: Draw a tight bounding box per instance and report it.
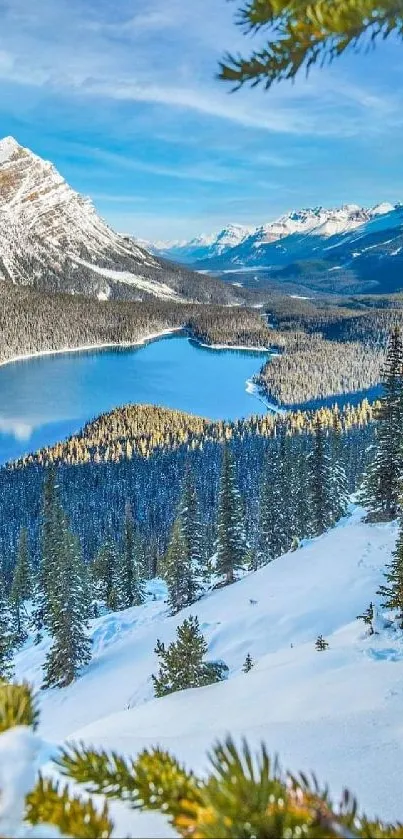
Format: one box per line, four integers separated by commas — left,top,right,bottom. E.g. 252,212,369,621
219,1,403,89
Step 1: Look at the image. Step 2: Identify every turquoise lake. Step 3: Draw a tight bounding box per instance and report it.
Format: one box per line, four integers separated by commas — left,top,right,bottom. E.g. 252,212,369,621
0,333,269,464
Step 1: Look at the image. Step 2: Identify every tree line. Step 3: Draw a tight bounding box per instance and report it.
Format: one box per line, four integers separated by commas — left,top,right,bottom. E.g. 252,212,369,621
0,283,270,365
12,398,378,468
0,412,354,686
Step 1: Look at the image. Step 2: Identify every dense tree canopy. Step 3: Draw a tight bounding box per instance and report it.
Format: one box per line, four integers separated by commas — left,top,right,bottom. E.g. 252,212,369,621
220,1,403,88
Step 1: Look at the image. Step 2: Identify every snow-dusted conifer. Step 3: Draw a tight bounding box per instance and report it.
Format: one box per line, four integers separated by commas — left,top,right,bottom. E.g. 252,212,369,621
92,538,119,611
152,615,224,697
315,635,329,651
242,653,254,673
11,527,32,645
329,412,349,522
308,417,334,537
216,444,245,584
0,583,15,680
43,525,91,688
118,501,145,608
179,467,205,590
378,514,403,627
361,326,403,521
39,466,64,628
161,516,190,614
259,438,291,564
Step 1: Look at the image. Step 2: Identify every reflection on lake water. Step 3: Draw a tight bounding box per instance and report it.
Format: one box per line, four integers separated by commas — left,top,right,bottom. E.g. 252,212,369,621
0,334,269,464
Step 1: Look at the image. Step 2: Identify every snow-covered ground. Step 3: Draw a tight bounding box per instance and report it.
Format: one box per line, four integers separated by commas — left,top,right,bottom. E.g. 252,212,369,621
14,507,403,836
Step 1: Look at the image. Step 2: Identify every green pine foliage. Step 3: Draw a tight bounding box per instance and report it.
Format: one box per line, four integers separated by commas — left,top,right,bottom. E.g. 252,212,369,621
43,517,92,689
0,580,15,681
330,413,349,522
357,603,375,635
92,538,120,611
118,501,145,608
308,417,336,537
219,1,403,89
259,435,293,563
2,681,403,837
11,527,32,645
242,653,254,673
38,466,60,628
378,514,403,626
179,466,206,589
315,635,329,651
361,326,403,521
58,733,403,839
161,516,191,614
152,615,225,697
216,445,245,585
161,469,205,613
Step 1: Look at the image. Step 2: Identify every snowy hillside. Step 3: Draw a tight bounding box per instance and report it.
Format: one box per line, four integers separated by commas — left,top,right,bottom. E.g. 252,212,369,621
14,506,403,837
0,137,240,305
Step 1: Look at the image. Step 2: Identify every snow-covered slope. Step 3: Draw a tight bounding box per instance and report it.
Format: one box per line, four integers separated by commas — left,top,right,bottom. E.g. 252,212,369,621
148,224,254,264
15,507,403,837
0,137,240,304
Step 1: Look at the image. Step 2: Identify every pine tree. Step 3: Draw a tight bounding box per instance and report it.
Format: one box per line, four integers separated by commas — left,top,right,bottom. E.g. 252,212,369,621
357,603,375,635
31,574,45,645
308,417,335,537
0,584,15,680
43,521,92,689
329,413,349,523
118,502,145,609
11,527,32,645
242,653,254,673
152,616,225,697
161,516,190,614
293,445,312,541
315,635,329,651
160,470,204,613
361,327,403,521
378,515,403,627
92,538,120,611
259,437,292,564
179,467,205,593
216,445,245,585
38,467,69,629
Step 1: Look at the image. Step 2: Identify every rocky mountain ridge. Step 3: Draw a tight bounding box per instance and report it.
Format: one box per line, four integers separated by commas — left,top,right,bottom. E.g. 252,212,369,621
0,136,241,305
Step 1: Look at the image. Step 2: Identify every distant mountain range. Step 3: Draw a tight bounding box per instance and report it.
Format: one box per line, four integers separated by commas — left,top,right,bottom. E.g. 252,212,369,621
146,203,403,295
0,137,242,305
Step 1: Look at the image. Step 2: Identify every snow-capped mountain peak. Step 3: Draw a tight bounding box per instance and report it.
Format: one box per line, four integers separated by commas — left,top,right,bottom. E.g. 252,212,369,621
181,201,403,288
150,223,253,263
0,136,239,304
0,136,24,164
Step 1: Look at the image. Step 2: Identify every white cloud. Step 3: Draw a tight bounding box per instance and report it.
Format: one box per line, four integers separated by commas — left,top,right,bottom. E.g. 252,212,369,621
0,0,401,139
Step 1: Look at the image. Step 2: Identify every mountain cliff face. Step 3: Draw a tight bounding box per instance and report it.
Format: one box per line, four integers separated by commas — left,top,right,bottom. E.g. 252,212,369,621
0,137,241,305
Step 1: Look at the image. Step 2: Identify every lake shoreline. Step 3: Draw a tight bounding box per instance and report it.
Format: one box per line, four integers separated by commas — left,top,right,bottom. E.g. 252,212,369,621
0,328,270,369
0,327,183,369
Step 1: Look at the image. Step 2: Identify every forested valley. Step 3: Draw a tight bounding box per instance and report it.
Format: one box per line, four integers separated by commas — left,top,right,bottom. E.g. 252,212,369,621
0,284,270,363
256,295,403,407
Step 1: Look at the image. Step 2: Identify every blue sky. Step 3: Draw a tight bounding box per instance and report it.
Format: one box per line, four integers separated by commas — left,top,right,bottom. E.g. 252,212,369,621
1,0,403,240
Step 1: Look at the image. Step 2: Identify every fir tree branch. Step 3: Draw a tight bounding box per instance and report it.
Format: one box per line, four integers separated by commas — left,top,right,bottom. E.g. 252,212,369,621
25,774,113,838
219,0,403,88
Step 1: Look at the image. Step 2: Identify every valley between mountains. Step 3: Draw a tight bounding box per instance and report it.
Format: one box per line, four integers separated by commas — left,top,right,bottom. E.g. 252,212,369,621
2,132,403,839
